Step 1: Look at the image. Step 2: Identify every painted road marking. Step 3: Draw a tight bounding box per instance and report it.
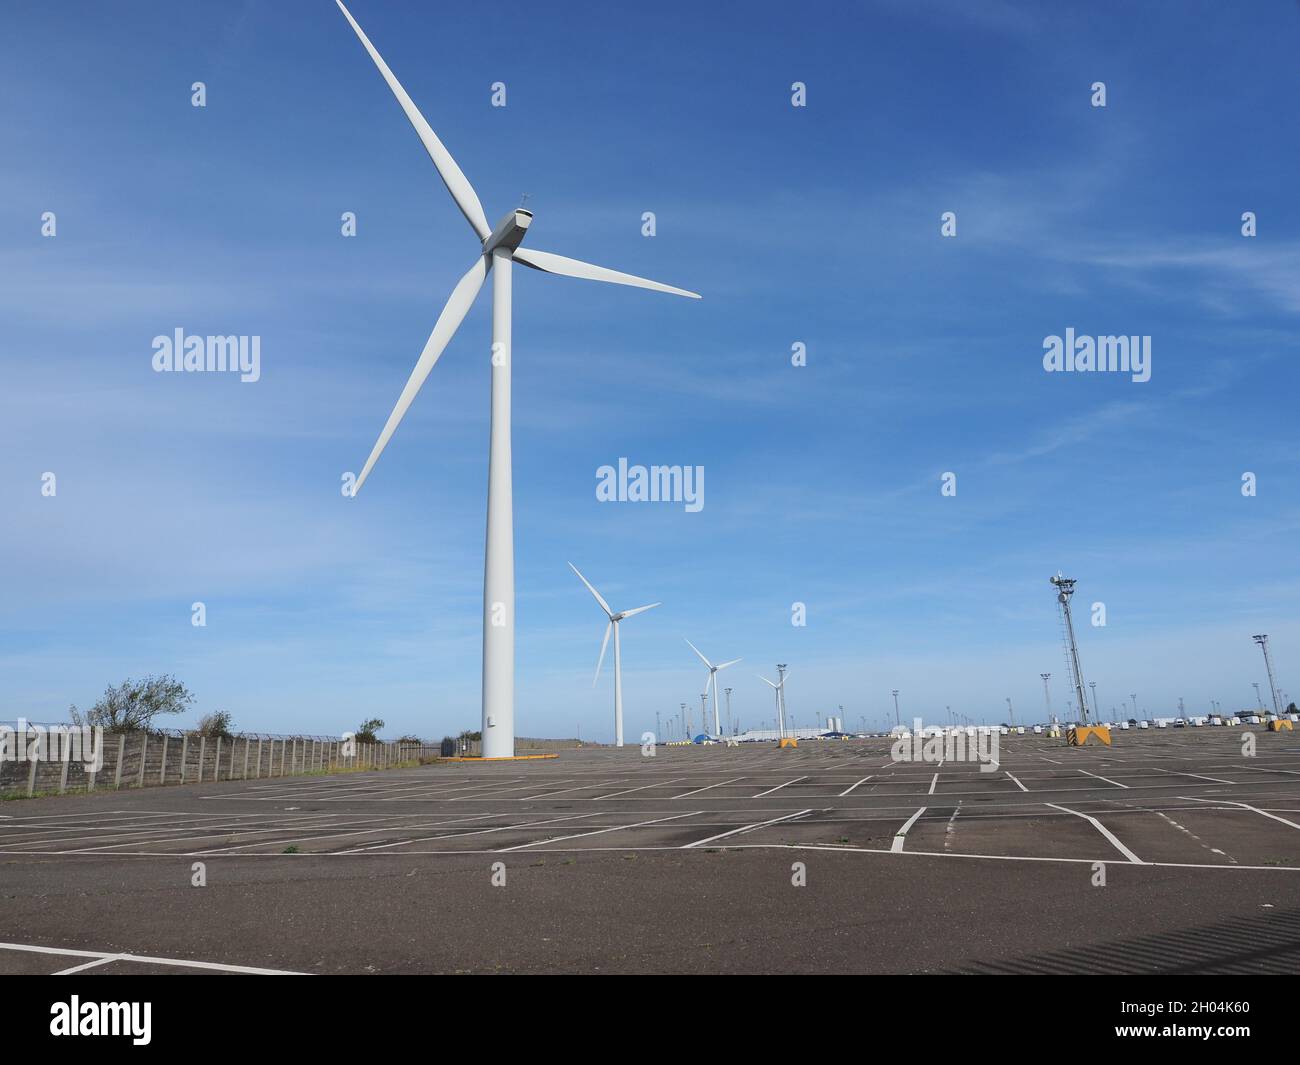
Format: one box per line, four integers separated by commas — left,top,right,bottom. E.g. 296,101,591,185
753,776,807,798
839,776,873,796
1181,796,1300,831
1079,769,1129,789
0,941,304,975
1045,802,1143,864
500,811,702,851
683,809,812,849
1006,772,1028,792
892,807,927,853
672,777,744,799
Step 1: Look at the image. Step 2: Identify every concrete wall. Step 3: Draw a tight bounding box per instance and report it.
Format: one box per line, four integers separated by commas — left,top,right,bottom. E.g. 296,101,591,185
0,730,437,799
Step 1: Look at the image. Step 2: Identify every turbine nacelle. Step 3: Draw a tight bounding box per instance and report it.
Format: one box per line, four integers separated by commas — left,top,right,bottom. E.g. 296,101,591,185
483,209,533,256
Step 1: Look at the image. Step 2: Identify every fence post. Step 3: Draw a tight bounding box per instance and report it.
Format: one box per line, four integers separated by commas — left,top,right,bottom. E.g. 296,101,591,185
58,731,70,795
114,733,126,789
256,738,263,778
26,731,38,797
215,737,223,781
159,735,169,784
242,738,250,780
180,734,189,784
137,733,148,788
197,736,206,783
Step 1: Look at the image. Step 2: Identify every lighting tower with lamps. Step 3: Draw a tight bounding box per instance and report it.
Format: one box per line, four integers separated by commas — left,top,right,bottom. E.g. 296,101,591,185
1050,574,1090,725
1253,634,1282,717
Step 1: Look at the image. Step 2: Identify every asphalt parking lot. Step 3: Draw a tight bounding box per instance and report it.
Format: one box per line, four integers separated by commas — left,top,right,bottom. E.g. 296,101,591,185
3,730,1299,973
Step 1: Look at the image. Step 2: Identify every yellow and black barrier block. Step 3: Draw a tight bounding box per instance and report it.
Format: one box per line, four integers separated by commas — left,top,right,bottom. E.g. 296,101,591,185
1068,725,1112,746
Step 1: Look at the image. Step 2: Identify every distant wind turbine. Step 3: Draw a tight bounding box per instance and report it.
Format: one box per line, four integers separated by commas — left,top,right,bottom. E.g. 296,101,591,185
686,640,741,736
335,1,699,757
759,673,790,737
569,564,659,748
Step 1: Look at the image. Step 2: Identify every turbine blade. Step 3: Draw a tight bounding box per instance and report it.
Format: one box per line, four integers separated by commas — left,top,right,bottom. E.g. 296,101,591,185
514,247,700,299
619,602,661,620
716,658,742,670
335,1,491,241
685,639,712,669
567,562,613,617
758,675,776,688
593,621,612,686
352,255,488,494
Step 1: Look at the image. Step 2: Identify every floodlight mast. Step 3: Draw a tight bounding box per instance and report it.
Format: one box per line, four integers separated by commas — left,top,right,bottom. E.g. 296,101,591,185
1051,574,1090,725
1253,635,1282,717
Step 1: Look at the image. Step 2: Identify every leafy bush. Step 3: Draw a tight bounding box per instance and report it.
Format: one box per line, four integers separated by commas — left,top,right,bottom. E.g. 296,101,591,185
196,710,234,739
69,675,194,732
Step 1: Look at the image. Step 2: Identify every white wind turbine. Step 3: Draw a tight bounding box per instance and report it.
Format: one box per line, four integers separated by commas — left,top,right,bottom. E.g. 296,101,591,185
758,673,790,737
569,564,659,748
336,2,699,758
685,640,741,737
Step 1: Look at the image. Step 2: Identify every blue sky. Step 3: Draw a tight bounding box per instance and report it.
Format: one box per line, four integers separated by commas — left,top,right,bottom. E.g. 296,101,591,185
2,0,1297,740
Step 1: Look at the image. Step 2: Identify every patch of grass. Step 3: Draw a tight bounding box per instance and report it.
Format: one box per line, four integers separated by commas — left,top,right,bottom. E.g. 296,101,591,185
282,845,300,854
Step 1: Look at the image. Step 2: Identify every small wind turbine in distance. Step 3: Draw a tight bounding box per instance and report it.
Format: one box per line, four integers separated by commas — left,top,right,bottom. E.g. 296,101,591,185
686,640,741,737
568,563,660,748
335,2,700,758
758,672,789,738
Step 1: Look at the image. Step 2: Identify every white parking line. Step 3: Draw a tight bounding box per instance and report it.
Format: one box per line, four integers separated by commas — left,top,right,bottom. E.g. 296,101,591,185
927,773,939,795
511,780,621,800
753,776,807,798
1045,802,1143,864
52,956,121,975
1079,769,1129,789
597,778,685,799
1180,796,1300,831
891,807,926,853
500,811,701,851
673,777,744,799
838,776,873,796
199,812,506,854
343,813,589,852
1006,772,1028,792
682,809,812,849
0,941,304,975
1157,769,1235,785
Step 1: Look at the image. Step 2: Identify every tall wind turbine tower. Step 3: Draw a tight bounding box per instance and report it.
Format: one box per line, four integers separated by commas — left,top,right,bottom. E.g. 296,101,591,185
568,563,659,747
335,1,698,758
686,641,741,736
